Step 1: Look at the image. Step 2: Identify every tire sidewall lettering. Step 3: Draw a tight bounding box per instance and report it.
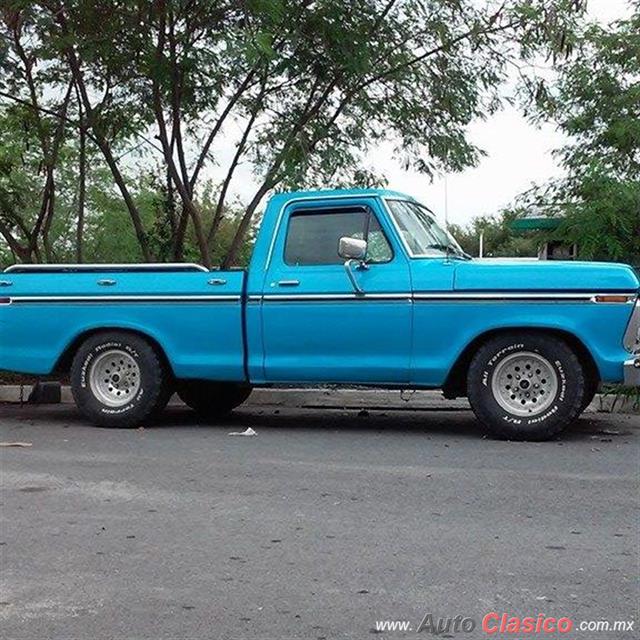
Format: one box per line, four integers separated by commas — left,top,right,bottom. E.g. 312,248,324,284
81,340,144,413
555,359,567,402
482,343,525,387
80,352,93,388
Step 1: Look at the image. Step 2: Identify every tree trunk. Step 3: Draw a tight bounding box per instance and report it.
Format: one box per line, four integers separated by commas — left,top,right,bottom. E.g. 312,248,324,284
0,222,31,264
51,7,153,262
151,6,210,267
76,121,86,263
172,204,189,261
221,182,272,268
42,177,56,261
208,98,262,246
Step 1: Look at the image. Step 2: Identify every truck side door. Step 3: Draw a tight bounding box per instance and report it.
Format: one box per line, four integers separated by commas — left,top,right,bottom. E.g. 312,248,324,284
258,197,412,383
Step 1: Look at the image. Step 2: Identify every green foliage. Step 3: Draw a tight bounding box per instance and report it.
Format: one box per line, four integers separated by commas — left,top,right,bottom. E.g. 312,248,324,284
521,6,640,265
552,172,640,263
449,209,540,258
0,101,256,267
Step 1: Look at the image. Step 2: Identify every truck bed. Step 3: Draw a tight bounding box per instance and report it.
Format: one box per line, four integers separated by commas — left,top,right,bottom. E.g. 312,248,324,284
0,265,246,381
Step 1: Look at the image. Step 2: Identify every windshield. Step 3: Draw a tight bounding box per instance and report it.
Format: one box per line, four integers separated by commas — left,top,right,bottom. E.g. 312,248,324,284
385,199,467,258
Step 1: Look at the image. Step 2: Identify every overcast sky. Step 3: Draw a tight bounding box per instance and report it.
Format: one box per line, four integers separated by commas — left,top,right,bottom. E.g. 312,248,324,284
205,0,631,228
380,0,633,227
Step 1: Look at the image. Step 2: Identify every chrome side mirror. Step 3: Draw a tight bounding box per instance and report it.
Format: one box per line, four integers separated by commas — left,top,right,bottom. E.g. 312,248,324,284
338,237,368,295
338,236,367,261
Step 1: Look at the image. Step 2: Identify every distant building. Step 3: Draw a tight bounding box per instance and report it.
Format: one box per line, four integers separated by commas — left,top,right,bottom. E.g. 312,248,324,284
510,208,577,261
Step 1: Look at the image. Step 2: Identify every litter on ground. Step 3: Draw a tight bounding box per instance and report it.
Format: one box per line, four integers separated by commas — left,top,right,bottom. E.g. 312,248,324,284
228,427,257,437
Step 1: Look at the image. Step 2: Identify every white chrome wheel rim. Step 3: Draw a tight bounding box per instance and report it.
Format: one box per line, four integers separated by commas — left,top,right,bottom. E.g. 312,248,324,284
89,349,141,407
491,351,558,417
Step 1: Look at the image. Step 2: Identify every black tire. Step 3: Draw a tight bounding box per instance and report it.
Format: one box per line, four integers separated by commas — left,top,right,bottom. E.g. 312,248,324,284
71,331,172,427
580,376,600,412
467,332,587,441
177,381,252,419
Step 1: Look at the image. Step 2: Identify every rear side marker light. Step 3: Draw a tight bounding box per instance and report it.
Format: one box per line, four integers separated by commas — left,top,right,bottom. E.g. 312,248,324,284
0,297,11,305
593,295,634,304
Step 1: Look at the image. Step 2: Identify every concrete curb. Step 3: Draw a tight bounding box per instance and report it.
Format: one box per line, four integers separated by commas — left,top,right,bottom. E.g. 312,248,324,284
594,393,640,415
0,385,468,410
235,388,472,410
1,384,636,413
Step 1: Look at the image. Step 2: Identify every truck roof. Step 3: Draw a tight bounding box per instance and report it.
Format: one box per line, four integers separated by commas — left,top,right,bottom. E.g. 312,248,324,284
266,187,416,207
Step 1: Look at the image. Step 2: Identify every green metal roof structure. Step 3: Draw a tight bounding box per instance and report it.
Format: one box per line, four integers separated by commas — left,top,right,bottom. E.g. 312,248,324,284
510,217,562,231
510,207,564,232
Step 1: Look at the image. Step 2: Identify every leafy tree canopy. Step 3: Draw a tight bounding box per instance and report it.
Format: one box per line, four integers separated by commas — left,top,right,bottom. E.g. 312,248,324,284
515,4,640,264
1,0,586,266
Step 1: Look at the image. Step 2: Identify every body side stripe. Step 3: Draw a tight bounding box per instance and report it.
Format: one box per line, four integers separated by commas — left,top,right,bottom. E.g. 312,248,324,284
3,292,636,305
6,295,241,304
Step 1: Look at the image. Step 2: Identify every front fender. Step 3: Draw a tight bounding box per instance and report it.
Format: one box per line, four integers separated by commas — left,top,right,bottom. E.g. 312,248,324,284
411,301,634,386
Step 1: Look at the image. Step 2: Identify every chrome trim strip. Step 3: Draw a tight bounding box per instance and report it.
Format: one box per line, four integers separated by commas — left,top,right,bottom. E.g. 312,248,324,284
414,292,606,301
261,293,411,302
252,291,636,303
8,295,240,303
5,291,635,305
4,262,209,273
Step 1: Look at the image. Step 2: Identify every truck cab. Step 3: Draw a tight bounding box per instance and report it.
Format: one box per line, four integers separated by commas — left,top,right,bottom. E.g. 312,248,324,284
247,190,419,384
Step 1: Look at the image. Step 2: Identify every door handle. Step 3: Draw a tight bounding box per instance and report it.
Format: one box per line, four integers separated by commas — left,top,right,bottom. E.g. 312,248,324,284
277,280,300,287
97,279,117,286
208,278,227,286
0,280,12,287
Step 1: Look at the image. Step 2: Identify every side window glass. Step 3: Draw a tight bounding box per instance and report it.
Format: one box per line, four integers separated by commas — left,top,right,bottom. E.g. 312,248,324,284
284,208,392,266
366,214,393,263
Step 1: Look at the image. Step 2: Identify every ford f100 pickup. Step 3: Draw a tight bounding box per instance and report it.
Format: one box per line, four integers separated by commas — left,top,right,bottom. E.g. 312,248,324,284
1,189,639,440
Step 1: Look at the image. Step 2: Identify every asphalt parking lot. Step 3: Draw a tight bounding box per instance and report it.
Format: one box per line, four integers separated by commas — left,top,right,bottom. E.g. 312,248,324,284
1,401,638,639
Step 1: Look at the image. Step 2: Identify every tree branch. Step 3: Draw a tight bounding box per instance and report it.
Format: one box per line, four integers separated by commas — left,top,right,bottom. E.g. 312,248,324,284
207,79,267,244
188,67,259,190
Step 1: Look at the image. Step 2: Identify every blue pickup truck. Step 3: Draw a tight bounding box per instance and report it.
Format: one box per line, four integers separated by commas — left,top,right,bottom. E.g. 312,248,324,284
1,189,639,439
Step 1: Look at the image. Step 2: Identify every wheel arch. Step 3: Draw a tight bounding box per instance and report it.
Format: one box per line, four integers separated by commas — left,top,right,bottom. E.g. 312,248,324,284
54,327,174,377
442,327,600,399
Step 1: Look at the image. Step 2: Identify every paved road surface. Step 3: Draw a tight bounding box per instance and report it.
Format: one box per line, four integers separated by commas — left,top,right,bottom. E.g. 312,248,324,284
1,403,638,639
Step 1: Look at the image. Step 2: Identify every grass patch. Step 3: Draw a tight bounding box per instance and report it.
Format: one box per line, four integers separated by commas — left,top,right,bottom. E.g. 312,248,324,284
0,371,65,385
